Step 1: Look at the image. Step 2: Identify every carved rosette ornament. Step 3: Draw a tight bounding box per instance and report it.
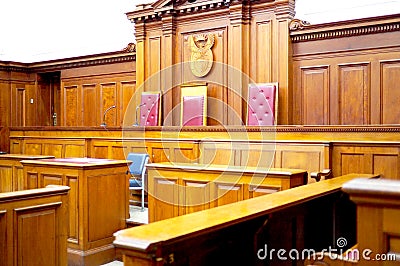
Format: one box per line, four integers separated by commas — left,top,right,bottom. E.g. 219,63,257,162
289,19,311,31
189,33,215,77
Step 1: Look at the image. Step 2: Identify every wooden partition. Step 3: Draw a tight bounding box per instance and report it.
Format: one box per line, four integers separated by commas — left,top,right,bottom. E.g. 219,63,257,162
9,126,400,181
0,185,70,266
114,173,377,265
146,162,307,222
20,158,131,266
306,178,400,265
0,154,55,192
290,14,400,125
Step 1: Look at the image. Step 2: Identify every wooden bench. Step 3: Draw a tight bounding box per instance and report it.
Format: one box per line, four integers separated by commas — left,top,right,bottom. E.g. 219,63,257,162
146,162,308,222
114,173,377,265
0,185,70,266
305,178,400,265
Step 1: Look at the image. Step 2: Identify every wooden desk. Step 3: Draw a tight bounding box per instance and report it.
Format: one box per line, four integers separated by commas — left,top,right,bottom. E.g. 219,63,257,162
147,162,307,222
0,186,70,266
20,158,131,266
0,154,54,192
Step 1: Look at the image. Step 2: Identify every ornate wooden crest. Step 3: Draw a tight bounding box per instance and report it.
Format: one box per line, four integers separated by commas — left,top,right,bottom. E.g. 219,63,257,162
189,33,215,77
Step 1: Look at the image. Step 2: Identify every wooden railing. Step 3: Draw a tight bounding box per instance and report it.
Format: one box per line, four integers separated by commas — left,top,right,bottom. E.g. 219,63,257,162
306,178,400,265
114,173,377,266
0,185,70,266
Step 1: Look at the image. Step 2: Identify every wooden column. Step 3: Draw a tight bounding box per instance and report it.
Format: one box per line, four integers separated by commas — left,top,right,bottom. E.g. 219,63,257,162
133,19,146,92
161,12,177,126
274,0,295,124
228,2,251,125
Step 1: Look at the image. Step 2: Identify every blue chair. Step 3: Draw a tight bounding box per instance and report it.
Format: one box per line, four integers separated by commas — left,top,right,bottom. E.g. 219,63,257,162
127,153,149,211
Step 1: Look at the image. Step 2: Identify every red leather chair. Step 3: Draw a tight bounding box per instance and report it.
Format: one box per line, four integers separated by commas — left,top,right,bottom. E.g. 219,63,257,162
182,95,205,126
180,84,207,126
247,83,278,126
139,92,161,126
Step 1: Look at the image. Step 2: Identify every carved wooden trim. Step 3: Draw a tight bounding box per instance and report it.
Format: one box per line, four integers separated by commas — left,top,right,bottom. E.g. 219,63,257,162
289,19,310,31
290,14,400,43
1,52,135,73
9,125,400,133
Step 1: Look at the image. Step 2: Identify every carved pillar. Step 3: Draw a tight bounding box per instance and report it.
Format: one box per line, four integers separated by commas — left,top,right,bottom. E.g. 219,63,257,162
228,2,251,125
274,0,295,124
161,12,177,125
133,19,146,91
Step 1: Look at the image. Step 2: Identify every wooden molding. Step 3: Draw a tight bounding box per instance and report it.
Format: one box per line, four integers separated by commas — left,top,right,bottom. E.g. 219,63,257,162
290,14,400,43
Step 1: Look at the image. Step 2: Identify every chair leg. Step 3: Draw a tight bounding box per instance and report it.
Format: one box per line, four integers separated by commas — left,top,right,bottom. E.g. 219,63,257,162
141,188,145,212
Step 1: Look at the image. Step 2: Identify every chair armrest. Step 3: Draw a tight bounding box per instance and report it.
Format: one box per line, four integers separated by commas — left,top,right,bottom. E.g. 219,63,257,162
310,169,332,182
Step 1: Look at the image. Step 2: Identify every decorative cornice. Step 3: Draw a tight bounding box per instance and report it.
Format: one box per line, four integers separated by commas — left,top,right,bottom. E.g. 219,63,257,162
0,48,136,73
127,0,232,23
290,14,400,43
30,55,136,72
0,64,30,73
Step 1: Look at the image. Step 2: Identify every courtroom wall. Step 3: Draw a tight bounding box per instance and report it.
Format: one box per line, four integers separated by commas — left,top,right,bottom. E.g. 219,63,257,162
60,59,136,127
290,14,400,125
0,49,136,130
127,0,295,125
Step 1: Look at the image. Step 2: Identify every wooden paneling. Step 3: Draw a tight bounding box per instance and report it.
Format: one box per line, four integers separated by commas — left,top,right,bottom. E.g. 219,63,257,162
381,60,400,124
148,37,161,91
0,154,54,192
82,84,97,126
147,162,307,222
21,158,130,266
182,180,210,214
64,85,79,126
201,141,329,183
214,182,244,207
332,144,400,179
254,20,273,83
21,138,86,158
120,81,136,126
338,63,370,125
100,83,117,127
0,186,69,266
16,88,26,126
291,15,400,126
150,176,179,222
128,0,294,125
299,66,330,125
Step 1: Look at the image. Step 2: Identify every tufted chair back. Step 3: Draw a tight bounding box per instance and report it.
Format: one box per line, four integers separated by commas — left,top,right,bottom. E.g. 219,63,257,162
139,92,161,126
247,83,278,126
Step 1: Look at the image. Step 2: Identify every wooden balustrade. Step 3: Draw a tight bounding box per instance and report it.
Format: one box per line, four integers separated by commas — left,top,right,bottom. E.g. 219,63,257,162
0,185,70,266
305,178,400,265
146,162,308,222
9,126,400,182
114,173,378,266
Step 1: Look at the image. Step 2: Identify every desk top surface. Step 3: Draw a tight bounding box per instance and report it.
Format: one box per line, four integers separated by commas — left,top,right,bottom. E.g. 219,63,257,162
146,162,307,175
0,154,55,160
20,157,131,168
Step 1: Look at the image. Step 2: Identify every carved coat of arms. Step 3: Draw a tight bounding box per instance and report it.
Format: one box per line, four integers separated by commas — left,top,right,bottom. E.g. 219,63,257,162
189,33,215,77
